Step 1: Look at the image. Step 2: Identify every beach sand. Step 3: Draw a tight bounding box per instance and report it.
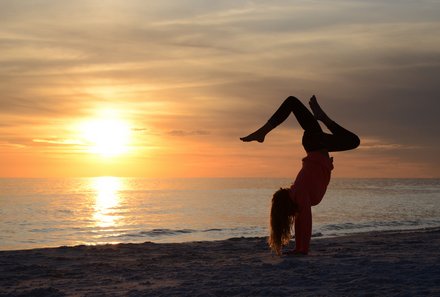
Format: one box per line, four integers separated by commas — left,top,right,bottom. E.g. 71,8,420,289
1,228,440,297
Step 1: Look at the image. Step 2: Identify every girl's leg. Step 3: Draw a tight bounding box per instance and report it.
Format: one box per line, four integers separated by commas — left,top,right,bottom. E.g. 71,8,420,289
309,96,360,152
267,96,322,133
240,96,322,143
322,123,360,152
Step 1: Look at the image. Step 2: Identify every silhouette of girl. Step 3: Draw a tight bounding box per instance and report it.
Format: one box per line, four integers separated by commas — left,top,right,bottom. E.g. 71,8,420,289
241,96,360,255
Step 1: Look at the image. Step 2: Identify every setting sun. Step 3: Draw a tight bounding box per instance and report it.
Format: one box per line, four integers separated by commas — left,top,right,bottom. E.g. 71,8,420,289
80,117,132,157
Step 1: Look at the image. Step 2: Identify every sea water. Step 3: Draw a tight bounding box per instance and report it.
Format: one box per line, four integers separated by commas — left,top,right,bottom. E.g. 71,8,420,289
1,178,440,250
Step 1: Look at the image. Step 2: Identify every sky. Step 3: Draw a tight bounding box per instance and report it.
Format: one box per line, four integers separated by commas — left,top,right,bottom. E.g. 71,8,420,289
1,0,439,178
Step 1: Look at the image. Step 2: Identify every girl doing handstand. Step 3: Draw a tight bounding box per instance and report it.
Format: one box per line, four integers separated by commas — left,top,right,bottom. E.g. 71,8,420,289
241,95,360,255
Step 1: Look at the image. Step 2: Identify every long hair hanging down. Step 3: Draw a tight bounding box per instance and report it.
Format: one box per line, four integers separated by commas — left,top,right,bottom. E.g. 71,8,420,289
268,188,296,255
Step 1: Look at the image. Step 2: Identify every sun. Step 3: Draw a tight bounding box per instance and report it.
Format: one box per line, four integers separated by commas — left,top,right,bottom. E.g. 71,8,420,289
80,116,132,157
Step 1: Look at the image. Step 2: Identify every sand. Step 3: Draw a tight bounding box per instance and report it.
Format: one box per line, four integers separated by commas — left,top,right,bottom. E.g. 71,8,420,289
1,228,440,297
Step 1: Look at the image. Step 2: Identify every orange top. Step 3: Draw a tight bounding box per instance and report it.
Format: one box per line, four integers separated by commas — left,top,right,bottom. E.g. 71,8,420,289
289,151,333,254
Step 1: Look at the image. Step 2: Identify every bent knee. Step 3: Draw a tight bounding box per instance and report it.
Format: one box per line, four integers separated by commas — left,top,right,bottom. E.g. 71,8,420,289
285,96,300,106
351,135,361,149
286,95,299,101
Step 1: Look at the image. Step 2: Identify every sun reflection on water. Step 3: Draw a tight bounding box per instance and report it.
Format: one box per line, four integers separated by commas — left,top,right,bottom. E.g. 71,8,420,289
92,176,122,228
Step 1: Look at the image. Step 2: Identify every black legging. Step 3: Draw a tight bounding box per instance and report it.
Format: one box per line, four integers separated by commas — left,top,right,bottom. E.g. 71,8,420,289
267,96,360,152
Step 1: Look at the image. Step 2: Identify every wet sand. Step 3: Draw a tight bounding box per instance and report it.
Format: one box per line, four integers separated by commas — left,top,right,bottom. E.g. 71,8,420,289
1,228,440,296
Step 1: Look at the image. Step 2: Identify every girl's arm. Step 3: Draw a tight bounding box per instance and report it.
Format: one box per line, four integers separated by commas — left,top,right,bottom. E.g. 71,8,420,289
294,199,312,254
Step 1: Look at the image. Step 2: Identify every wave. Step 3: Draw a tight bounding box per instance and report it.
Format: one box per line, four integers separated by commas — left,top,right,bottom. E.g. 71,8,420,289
109,226,265,240
140,228,194,237
319,219,440,235
96,220,440,242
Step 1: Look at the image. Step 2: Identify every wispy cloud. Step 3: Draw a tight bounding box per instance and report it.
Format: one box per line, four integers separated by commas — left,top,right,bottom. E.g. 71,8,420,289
32,138,84,145
359,138,422,151
167,130,210,137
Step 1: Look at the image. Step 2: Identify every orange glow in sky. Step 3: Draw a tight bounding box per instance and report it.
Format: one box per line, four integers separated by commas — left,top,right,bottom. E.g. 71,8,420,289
1,1,439,178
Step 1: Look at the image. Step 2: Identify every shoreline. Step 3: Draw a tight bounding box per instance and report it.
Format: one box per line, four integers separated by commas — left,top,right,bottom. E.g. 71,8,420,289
4,225,440,253
1,228,440,296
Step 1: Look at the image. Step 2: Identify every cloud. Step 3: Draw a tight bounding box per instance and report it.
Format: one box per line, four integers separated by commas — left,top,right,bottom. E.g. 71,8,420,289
0,141,26,149
167,130,210,137
32,138,83,145
358,138,422,151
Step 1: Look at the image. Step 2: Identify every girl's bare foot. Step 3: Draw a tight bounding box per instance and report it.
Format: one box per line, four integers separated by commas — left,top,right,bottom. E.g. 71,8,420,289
241,121,274,142
240,129,266,142
309,95,330,123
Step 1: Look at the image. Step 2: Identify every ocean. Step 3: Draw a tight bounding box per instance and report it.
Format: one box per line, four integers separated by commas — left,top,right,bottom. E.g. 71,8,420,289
1,178,440,251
